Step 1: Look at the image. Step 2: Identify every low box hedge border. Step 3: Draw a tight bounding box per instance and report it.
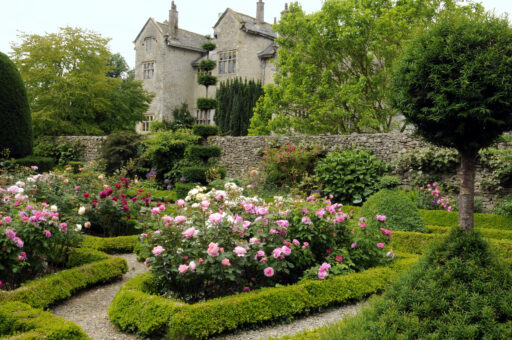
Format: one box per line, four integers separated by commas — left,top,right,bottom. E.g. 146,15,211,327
420,209,512,230
80,235,138,254
0,301,89,339
0,256,127,309
427,224,512,241
109,257,417,339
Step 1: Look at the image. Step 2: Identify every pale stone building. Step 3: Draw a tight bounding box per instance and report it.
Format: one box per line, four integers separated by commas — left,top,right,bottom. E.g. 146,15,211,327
134,1,279,133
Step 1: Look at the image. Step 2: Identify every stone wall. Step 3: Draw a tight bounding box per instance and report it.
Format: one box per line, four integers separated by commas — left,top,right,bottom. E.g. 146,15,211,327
59,136,106,162
208,133,512,210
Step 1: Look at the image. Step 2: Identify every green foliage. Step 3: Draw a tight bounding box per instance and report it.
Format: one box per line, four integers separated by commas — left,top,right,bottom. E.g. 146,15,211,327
0,257,127,309
14,156,54,172
478,147,512,192
494,195,512,217
330,229,512,339
0,51,33,158
185,145,221,164
248,85,278,135
33,136,84,166
420,209,512,230
175,182,197,199
100,130,143,175
198,59,216,72
109,260,413,339
315,150,385,205
0,301,89,339
200,42,216,51
394,147,459,175
170,103,195,130
196,97,217,110
67,161,84,174
107,52,129,78
215,78,264,136
427,225,512,242
65,247,110,267
181,166,208,184
80,235,138,254
10,27,152,136
197,74,218,87
192,124,219,138
378,176,400,190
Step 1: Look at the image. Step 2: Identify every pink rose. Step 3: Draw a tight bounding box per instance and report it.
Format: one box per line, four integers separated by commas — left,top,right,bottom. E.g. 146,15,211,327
178,264,188,273
315,208,325,219
152,245,165,256
376,215,387,222
207,242,220,256
351,242,357,248
43,230,51,238
221,258,231,266
302,242,309,248
256,250,265,257
336,255,343,263
318,270,328,280
200,200,210,209
281,245,292,256
176,199,185,207
182,227,197,239
292,239,300,246
276,220,289,228
301,216,312,225
272,248,283,259
209,213,223,224
18,251,27,261
255,206,269,216
377,243,385,249
319,262,331,272
175,215,187,224
189,261,197,271
263,267,274,277
234,246,247,257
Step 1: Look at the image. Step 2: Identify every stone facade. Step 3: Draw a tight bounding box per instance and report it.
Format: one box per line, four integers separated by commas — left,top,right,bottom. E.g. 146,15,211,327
134,1,278,133
59,136,107,162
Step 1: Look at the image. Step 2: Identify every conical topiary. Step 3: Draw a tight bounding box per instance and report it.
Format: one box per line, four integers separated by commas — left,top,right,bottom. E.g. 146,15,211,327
0,51,32,158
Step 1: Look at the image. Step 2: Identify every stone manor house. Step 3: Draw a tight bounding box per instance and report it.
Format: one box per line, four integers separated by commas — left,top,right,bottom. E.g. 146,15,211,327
134,1,282,133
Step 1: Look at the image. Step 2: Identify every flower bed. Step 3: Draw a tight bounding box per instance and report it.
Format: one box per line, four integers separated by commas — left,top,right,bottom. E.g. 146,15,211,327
0,301,89,339
109,257,416,339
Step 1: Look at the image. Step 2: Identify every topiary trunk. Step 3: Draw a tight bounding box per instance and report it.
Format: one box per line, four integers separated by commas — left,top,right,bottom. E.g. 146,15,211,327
459,152,475,232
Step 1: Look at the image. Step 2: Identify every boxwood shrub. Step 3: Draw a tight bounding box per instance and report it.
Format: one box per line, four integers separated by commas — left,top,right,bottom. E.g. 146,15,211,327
80,235,138,254
420,209,512,230
0,301,88,339
185,145,222,162
175,182,197,199
109,258,416,339
14,156,54,172
182,166,207,184
192,124,220,138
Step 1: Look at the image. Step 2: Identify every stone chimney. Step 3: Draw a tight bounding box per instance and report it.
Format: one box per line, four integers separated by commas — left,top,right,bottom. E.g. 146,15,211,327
169,1,178,39
256,0,264,24
281,3,288,18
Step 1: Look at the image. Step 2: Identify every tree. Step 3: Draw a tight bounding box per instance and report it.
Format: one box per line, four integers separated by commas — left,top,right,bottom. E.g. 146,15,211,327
10,27,152,136
196,39,217,125
215,78,263,136
0,52,32,158
107,53,129,78
250,0,470,135
391,9,512,232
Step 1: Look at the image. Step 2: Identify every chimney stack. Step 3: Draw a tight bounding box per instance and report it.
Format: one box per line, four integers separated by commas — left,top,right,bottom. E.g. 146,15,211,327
169,1,178,39
256,0,264,24
281,3,288,18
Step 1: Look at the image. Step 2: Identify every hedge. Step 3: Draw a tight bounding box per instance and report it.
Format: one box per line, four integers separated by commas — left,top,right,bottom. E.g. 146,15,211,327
427,225,512,241
182,166,207,184
65,247,110,267
109,257,416,339
175,182,197,199
80,235,138,254
14,156,54,172
0,257,127,309
420,209,512,229
185,145,222,161
192,124,219,138
0,301,89,339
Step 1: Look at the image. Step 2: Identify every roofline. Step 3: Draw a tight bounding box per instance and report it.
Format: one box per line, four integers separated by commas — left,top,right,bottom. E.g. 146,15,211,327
167,41,206,53
213,8,273,29
133,18,164,43
241,24,276,40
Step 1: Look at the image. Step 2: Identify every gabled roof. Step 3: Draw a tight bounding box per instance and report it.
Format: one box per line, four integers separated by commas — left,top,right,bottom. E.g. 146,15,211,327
133,18,165,43
213,8,276,40
257,42,278,59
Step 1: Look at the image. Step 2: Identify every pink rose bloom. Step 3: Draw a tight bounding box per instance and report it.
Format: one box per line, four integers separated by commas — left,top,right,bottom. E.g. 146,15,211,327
336,255,343,263
269,229,278,234
243,221,251,229
209,213,223,224
255,206,269,216
207,242,220,256
447,206,452,211
159,205,165,211
234,246,247,257
376,215,387,222
189,261,197,271
249,237,259,245
351,242,357,248
316,208,326,219
43,230,51,238
256,250,265,257
176,199,186,207
318,270,328,280
359,217,366,223
178,264,188,273
199,258,204,263
235,215,244,222
182,227,197,239
152,245,165,256
293,239,300,246
319,262,331,272
302,242,309,248
242,286,251,292
162,216,173,224
3,216,12,223
263,267,274,277
272,248,283,258
377,243,385,248
302,216,312,225
13,237,24,248
216,194,225,201
380,228,392,237
18,251,27,261
359,223,366,229
60,223,68,232
281,245,292,256
201,200,210,209
175,215,187,224
221,258,231,266
276,220,290,228
151,207,160,215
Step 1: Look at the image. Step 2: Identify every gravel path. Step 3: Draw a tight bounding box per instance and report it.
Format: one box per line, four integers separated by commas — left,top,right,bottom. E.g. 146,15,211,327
51,254,148,340
51,254,363,340
211,302,363,340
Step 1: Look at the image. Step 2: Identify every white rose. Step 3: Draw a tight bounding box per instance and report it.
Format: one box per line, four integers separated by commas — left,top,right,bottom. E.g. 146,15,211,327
75,224,82,231
84,221,91,228
78,206,86,215
50,205,58,212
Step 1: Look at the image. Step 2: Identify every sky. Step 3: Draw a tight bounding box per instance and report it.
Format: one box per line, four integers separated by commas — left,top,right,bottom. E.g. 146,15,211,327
1,0,511,69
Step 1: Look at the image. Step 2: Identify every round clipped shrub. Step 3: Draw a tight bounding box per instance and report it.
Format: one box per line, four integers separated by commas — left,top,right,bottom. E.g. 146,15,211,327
192,124,219,138
197,74,218,87
359,189,427,232
0,51,32,158
198,59,216,72
333,229,512,339
315,149,385,205
196,98,218,111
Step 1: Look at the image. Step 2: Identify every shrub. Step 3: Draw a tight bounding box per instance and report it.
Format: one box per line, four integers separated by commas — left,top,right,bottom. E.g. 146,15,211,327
192,124,219,138
315,149,385,205
13,156,54,172
378,175,399,190
67,161,84,174
80,235,138,254
0,51,32,158
181,166,208,184
185,145,222,164
197,74,218,87
33,137,83,166
420,209,512,230
494,195,512,217
330,229,512,339
198,59,216,71
359,189,427,232
100,130,143,175
196,97,218,110
175,182,197,199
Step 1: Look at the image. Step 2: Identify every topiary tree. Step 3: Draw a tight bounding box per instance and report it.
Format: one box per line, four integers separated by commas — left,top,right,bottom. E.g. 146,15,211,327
196,39,217,126
391,11,512,232
0,51,32,158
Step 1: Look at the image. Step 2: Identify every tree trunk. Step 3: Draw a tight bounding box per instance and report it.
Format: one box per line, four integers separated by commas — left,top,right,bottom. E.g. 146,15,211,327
459,152,475,232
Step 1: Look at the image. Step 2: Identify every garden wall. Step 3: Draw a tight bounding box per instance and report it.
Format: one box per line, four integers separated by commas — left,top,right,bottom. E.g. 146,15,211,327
60,136,106,162
208,133,512,210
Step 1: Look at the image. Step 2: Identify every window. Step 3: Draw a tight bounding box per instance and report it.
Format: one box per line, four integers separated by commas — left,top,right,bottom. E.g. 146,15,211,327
141,115,154,132
218,50,237,74
143,62,154,79
196,110,211,125
145,37,154,52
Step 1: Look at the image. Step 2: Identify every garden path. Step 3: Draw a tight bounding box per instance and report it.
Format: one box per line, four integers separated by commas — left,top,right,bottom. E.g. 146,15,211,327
51,254,363,340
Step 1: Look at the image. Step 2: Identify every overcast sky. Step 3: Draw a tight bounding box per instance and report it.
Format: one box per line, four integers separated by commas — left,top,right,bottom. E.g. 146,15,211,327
1,0,511,68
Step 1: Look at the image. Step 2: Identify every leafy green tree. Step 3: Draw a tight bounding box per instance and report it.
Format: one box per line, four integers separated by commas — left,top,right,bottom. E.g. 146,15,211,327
391,10,512,232
0,51,32,157
107,53,129,78
250,0,472,135
10,27,152,137
215,78,263,136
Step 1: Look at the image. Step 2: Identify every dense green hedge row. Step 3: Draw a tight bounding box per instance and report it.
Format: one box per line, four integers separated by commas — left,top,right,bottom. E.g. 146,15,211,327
427,225,512,241
14,156,55,172
109,257,416,339
420,210,512,229
0,301,89,339
65,247,110,267
0,257,127,309
80,235,138,254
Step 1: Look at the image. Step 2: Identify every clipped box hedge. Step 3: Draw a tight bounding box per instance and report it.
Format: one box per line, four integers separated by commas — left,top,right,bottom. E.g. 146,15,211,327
14,156,55,172
80,235,138,254
427,225,512,241
0,257,127,309
420,209,512,230
0,301,89,339
109,257,416,339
